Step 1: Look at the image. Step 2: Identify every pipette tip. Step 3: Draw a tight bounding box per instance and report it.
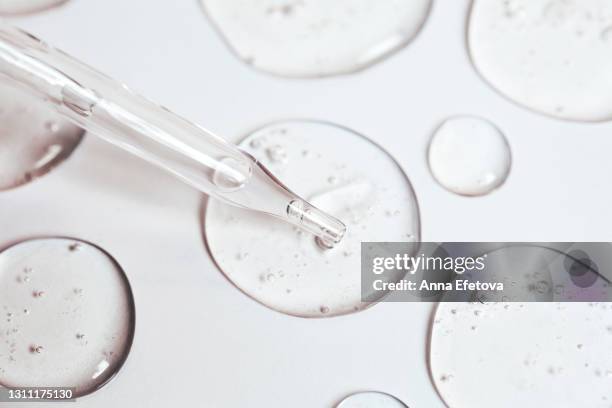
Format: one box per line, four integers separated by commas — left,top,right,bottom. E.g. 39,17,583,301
286,199,347,247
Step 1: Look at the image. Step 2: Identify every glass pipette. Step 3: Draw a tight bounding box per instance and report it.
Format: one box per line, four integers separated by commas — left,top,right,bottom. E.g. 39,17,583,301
0,23,346,246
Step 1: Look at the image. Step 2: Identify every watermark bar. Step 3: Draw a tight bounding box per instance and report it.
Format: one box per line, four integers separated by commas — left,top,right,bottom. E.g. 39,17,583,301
0,387,76,402
361,242,612,302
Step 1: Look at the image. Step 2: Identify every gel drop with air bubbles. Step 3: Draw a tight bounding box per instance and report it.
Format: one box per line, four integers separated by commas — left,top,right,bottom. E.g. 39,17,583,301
429,246,612,408
469,0,612,121
200,0,432,77
0,238,135,397
205,120,420,317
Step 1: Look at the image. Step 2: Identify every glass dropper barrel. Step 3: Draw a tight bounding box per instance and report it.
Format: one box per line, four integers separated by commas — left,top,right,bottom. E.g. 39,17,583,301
0,23,346,245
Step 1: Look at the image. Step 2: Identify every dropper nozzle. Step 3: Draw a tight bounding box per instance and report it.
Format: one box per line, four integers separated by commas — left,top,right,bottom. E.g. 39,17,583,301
286,199,347,247
220,154,347,246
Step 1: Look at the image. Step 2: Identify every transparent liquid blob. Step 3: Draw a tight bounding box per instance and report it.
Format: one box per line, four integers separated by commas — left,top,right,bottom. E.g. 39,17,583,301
427,116,511,197
0,0,68,15
0,238,135,397
429,247,612,408
469,0,612,122
337,391,408,408
204,120,420,317
0,82,84,191
200,0,432,77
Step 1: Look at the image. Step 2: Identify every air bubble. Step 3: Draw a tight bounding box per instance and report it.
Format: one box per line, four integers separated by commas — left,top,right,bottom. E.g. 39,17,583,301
32,290,45,298
469,0,612,121
535,280,550,294
68,242,83,252
29,345,43,354
0,238,134,397
249,138,263,149
44,121,59,133
428,116,511,196
204,120,420,317
235,252,249,261
0,82,84,190
265,145,288,164
200,0,432,77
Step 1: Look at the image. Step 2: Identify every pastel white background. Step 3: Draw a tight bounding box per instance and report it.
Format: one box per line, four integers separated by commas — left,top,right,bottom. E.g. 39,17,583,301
1,0,611,406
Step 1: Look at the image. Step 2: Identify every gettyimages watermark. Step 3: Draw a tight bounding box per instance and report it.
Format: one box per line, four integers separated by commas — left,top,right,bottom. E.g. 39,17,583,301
361,243,612,303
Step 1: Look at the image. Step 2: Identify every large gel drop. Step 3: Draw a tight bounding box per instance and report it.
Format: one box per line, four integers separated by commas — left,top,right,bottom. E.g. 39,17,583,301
0,238,135,397
428,116,511,196
429,246,612,408
0,0,68,14
200,0,432,77
0,82,84,190
469,0,612,122
204,120,420,317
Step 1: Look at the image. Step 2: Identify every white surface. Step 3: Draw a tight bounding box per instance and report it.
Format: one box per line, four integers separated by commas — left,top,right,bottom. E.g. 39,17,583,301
0,0,611,407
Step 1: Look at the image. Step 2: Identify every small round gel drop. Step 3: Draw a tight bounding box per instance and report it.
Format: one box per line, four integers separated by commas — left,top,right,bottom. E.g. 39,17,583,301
428,116,511,196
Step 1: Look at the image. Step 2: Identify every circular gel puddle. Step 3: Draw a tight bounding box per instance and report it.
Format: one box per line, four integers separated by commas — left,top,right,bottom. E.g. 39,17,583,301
429,246,612,408
428,116,511,197
0,0,68,15
200,0,432,77
337,391,408,408
0,82,84,190
469,0,612,122
0,238,135,397
204,120,420,317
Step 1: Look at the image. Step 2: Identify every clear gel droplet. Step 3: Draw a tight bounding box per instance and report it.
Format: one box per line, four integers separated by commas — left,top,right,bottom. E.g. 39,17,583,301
429,247,612,408
469,0,612,121
428,116,511,196
0,238,135,397
200,0,432,77
0,0,69,14
0,82,84,190
204,120,420,317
